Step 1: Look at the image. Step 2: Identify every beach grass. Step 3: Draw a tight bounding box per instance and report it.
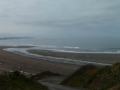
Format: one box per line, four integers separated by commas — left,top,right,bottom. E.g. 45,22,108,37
0,71,48,90
32,71,60,80
61,63,120,90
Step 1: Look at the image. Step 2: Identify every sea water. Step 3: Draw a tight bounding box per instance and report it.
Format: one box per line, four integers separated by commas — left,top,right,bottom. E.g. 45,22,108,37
1,37,119,65
1,37,120,53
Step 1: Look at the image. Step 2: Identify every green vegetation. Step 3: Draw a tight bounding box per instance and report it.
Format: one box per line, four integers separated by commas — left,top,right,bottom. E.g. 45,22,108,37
0,71,48,90
32,71,60,80
61,63,120,90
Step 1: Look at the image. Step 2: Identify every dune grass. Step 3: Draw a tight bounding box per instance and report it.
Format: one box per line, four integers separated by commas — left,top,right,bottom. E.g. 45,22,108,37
0,71,48,90
61,63,120,90
32,71,60,80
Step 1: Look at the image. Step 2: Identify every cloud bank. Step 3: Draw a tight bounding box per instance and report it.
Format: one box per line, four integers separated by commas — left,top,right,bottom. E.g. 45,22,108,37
0,0,120,38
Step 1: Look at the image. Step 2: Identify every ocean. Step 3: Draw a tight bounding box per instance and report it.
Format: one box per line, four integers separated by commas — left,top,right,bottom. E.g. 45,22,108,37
1,37,120,53
1,37,118,65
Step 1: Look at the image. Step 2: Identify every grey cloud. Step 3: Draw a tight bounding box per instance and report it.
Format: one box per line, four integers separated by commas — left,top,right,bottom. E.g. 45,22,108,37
0,0,120,37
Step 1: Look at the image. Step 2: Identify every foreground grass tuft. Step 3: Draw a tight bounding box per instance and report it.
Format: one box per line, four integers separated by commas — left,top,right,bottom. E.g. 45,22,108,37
61,63,120,90
32,71,60,80
0,71,48,90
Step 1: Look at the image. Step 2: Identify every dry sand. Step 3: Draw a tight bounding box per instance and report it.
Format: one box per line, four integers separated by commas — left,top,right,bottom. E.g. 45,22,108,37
1,46,120,77
0,46,79,76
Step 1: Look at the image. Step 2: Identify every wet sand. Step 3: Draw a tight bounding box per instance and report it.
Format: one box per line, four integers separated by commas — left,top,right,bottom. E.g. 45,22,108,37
0,46,79,76
28,50,120,64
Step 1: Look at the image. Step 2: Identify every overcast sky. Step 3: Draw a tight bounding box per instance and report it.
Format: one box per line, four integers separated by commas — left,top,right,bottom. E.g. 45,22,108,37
0,0,120,38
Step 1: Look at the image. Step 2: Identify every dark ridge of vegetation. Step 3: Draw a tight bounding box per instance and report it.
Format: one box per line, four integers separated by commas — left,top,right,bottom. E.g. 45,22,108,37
61,63,120,90
0,71,48,90
32,71,60,80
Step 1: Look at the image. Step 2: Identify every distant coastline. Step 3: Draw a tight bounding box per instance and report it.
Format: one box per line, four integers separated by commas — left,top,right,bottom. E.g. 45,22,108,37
0,37,34,40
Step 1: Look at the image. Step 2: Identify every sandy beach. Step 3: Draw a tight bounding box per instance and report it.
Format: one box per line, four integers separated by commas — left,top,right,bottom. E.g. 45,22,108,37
1,46,120,90
1,46,120,77
0,46,80,76
28,50,120,64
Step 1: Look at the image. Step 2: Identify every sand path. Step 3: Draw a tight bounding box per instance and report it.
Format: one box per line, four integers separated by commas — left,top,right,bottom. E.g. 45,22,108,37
39,77,85,90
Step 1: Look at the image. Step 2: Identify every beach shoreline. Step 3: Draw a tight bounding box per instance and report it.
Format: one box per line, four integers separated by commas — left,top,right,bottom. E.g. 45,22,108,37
0,46,80,76
1,46,120,77
28,49,120,64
